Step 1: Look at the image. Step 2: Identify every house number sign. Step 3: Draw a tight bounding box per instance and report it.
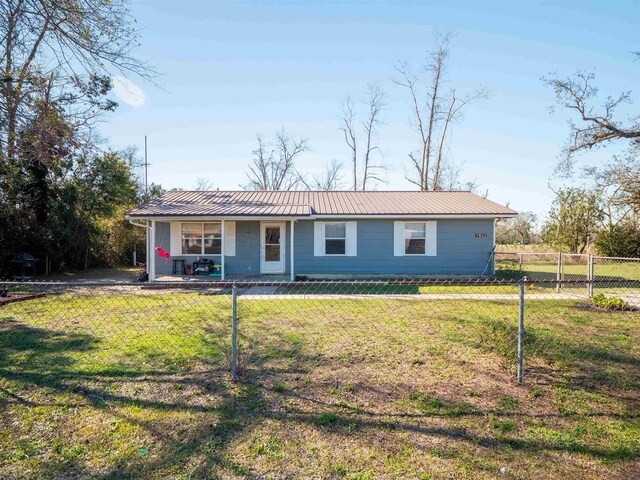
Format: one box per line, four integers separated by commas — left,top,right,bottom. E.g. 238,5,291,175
474,233,488,238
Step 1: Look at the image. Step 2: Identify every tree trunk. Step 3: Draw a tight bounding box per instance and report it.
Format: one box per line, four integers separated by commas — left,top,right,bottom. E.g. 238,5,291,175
422,58,443,191
352,146,357,191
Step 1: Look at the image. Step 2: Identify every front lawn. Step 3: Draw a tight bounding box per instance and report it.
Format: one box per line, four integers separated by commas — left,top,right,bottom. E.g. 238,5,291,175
0,291,638,479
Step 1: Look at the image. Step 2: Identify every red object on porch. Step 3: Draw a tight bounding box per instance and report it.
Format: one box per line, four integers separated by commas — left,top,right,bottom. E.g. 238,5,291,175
155,246,170,264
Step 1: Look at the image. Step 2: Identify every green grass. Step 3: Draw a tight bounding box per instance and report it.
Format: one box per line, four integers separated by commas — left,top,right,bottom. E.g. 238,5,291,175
278,281,524,295
496,258,640,282
0,291,638,479
268,259,640,296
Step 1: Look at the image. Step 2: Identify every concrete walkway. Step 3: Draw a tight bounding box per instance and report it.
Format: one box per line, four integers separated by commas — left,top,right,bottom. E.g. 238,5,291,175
244,286,279,295
236,292,640,308
237,292,589,301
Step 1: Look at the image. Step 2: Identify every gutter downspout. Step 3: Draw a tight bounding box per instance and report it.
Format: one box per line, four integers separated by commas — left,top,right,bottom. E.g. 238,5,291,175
128,219,151,230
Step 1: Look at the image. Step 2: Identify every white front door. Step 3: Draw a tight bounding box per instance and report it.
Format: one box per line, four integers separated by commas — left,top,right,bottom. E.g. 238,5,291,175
260,222,285,274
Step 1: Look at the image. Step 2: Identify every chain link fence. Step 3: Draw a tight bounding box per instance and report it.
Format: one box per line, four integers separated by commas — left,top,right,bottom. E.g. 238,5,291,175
1,276,639,478
2,277,638,382
496,252,640,293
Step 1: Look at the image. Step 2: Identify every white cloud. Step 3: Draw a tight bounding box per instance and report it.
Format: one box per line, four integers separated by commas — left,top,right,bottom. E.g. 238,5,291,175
111,75,146,108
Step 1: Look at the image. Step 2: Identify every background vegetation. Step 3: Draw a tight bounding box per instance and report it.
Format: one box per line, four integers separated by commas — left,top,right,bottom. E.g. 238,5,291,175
1,2,639,276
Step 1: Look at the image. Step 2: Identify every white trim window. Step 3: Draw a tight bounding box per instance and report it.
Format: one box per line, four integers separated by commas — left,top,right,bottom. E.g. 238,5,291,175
325,222,347,255
404,222,427,255
394,221,437,256
314,221,357,256
181,222,221,255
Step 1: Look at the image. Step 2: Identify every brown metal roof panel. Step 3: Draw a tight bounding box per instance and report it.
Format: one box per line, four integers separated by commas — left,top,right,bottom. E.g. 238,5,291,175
126,190,517,217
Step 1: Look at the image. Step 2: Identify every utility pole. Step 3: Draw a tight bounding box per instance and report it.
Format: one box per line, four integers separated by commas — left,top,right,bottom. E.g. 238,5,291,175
140,135,150,269
144,135,149,195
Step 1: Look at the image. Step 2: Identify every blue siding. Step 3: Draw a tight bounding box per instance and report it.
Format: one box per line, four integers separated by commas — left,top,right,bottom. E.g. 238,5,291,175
293,219,494,276
154,218,493,277
154,222,173,276
154,221,289,276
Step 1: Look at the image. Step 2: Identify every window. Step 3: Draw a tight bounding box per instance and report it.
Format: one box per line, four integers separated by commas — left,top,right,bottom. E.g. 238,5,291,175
314,221,357,257
325,222,346,255
404,222,426,255
181,223,221,255
264,226,281,261
203,223,222,254
394,221,436,257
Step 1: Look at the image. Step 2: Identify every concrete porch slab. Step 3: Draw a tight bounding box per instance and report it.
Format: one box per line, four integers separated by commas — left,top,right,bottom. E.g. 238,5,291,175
155,274,290,282
243,285,279,295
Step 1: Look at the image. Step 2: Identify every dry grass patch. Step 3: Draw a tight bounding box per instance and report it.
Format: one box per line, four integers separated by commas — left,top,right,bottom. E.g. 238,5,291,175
0,291,638,478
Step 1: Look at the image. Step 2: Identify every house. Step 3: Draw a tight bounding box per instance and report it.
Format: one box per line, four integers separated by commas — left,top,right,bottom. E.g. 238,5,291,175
125,190,517,281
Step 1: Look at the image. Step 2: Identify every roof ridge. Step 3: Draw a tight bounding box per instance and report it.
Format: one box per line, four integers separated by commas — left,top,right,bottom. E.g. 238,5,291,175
165,190,475,193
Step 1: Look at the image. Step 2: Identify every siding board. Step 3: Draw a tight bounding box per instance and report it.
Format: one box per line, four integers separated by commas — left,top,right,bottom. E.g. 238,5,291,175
155,218,494,277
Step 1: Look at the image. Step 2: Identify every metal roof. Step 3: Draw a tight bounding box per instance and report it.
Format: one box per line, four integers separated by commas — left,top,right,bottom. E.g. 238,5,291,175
126,190,517,218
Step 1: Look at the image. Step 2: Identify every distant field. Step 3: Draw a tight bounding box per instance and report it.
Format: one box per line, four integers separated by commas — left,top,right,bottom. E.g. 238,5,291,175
1,292,638,479
495,244,564,253
495,257,640,281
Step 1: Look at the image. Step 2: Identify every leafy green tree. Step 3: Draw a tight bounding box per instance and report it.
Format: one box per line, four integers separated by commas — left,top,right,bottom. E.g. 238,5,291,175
543,188,603,253
59,151,138,268
594,222,640,258
0,0,155,273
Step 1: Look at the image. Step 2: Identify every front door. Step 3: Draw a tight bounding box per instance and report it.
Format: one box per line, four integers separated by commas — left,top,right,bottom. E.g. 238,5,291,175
260,222,285,274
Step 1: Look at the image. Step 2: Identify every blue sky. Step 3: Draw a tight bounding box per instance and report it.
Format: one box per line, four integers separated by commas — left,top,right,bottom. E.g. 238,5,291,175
100,0,639,219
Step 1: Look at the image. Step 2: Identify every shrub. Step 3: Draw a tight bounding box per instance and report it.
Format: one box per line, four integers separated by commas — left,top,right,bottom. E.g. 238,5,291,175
591,293,629,311
594,222,640,258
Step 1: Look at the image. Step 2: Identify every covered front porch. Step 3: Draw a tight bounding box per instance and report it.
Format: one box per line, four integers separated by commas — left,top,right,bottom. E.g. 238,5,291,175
142,218,300,282
154,274,291,282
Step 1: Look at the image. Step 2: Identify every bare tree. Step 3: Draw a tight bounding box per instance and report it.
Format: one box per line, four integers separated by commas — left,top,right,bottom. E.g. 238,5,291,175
496,212,539,244
586,153,640,223
361,84,386,190
245,130,309,190
299,159,343,191
246,135,272,190
0,0,154,164
544,70,640,175
433,158,486,196
340,96,357,190
432,87,489,190
394,31,451,190
193,177,214,191
339,83,386,190
395,31,486,191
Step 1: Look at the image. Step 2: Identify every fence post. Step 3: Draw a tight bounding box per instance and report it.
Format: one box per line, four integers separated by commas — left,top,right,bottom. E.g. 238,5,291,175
231,280,238,382
518,253,522,274
517,276,525,384
556,253,562,293
587,253,594,298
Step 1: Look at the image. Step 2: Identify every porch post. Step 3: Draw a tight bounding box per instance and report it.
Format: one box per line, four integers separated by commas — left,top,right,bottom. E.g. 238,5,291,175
221,220,225,280
290,220,295,281
149,220,156,281
146,220,151,273
492,219,497,275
